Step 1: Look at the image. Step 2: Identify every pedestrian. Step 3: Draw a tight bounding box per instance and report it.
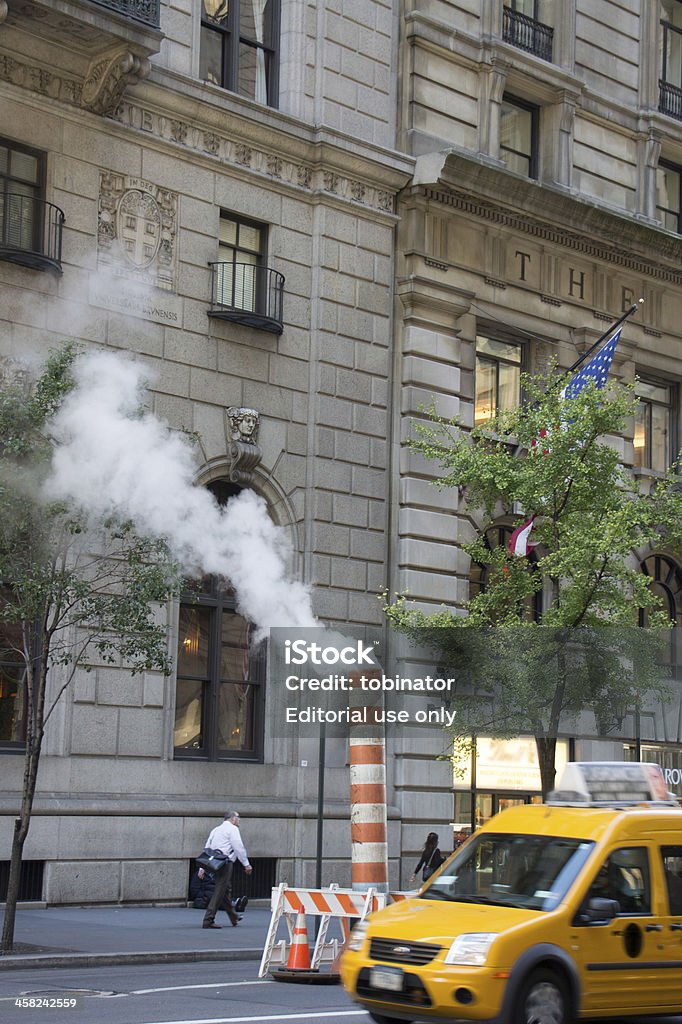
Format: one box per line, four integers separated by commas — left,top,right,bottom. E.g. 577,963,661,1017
410,831,444,885
201,810,252,929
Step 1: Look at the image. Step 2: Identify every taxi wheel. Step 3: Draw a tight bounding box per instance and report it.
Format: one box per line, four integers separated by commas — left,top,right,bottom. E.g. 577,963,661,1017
515,968,570,1024
368,1013,412,1024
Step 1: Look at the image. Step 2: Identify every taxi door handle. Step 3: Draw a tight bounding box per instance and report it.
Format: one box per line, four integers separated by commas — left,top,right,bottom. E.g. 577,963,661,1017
670,923,682,931
645,923,663,932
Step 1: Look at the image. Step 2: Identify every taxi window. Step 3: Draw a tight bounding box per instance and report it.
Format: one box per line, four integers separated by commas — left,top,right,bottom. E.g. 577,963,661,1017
587,848,651,915
423,833,594,912
660,846,682,915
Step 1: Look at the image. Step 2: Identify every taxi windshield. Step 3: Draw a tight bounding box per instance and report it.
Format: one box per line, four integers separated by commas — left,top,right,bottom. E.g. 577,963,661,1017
424,833,594,912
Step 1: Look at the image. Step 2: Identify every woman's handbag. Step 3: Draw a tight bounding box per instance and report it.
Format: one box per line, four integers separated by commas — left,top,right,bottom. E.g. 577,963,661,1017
196,848,228,873
422,848,444,881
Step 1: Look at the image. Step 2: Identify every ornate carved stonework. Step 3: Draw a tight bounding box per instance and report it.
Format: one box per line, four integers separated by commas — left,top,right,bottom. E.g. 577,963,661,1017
97,172,178,292
226,407,260,444
0,356,29,389
224,408,262,487
81,46,150,117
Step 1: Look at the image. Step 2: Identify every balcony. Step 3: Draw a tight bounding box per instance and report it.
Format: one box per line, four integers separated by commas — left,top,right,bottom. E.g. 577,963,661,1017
659,80,682,122
208,263,285,335
89,0,160,29
503,7,553,63
0,195,65,275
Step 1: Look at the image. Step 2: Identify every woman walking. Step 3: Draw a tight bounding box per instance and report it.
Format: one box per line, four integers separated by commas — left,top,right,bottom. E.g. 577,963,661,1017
410,831,444,885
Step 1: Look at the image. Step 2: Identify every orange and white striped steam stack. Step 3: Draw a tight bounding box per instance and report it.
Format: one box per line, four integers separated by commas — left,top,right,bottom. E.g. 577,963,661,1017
348,667,389,893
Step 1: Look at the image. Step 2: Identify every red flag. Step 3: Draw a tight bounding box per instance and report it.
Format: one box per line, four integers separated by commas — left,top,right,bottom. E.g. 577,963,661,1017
507,516,537,558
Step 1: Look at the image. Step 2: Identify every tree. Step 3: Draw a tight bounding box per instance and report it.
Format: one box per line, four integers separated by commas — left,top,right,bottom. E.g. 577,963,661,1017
0,345,182,953
385,370,682,797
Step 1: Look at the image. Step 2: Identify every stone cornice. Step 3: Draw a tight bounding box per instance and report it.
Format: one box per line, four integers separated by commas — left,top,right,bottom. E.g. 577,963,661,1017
412,150,682,285
0,49,414,215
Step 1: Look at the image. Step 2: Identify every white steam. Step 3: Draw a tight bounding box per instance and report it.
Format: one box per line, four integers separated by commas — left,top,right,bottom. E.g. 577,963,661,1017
45,350,317,639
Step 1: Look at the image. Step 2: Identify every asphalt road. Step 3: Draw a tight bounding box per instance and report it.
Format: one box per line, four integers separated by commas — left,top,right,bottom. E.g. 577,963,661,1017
0,960,370,1024
1,960,682,1024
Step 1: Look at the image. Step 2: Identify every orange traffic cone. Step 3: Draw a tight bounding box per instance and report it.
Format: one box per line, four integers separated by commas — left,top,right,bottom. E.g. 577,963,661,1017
287,912,311,970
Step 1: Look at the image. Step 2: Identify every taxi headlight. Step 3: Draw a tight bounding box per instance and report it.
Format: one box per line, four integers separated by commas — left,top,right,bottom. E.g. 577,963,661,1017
444,932,498,966
347,920,369,952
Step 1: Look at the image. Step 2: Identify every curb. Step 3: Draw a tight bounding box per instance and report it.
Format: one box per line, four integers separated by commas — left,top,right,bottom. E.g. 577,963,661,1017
0,948,263,971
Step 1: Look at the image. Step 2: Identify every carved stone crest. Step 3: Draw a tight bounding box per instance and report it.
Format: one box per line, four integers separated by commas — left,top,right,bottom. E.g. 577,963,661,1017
0,356,29,390
224,407,262,486
97,172,178,292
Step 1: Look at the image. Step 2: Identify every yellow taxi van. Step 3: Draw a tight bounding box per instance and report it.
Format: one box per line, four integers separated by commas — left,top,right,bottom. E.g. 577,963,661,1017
340,762,682,1024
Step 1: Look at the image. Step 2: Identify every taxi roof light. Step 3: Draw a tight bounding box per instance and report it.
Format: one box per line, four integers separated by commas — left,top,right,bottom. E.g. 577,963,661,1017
546,761,679,808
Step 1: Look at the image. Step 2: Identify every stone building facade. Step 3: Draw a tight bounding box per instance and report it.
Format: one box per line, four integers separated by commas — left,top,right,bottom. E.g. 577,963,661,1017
0,0,413,902
3,0,682,903
391,0,682,853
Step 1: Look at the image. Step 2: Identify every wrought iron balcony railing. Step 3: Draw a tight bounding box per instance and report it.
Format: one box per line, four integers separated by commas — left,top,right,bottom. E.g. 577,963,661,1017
89,0,160,29
0,194,65,274
503,7,553,63
659,80,682,121
208,262,285,335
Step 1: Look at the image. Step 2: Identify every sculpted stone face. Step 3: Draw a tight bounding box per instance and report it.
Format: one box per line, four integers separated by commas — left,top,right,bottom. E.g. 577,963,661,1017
227,407,259,443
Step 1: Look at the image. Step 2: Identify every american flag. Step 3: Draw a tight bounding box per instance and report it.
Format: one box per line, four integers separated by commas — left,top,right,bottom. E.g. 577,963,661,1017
562,327,622,400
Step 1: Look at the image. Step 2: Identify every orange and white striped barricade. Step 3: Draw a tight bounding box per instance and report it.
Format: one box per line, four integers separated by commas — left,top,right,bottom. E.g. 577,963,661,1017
388,890,417,902
259,882,386,980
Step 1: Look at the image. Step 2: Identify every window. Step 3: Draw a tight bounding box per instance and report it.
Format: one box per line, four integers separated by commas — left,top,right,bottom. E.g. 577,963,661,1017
503,1,553,62
500,96,538,178
469,522,543,621
656,162,682,232
209,213,284,333
639,553,682,678
662,1,682,86
0,619,26,748
660,2,682,117
634,378,675,472
217,214,265,313
174,482,265,762
584,848,651,915
475,336,522,426
200,0,279,106
660,846,682,914
0,139,42,255
0,138,63,272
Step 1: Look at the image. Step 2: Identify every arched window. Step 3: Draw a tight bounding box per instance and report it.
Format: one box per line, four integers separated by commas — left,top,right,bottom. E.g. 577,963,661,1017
469,522,543,622
173,481,266,762
0,614,26,749
640,553,682,679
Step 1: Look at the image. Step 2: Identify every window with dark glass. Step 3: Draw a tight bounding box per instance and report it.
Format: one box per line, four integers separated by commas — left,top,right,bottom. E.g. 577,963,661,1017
0,139,43,255
174,482,265,762
200,0,279,107
469,523,543,621
0,619,26,749
633,378,675,472
661,1,682,117
640,553,682,679
500,96,538,179
475,335,522,426
656,161,682,232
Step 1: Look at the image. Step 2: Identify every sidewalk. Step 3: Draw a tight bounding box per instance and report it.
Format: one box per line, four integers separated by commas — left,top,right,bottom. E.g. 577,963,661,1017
0,904,271,970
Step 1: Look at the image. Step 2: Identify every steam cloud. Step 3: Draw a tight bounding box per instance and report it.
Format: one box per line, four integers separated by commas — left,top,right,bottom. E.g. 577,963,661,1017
45,350,317,639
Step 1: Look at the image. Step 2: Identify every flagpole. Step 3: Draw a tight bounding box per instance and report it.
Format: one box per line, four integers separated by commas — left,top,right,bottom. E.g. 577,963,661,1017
568,300,643,374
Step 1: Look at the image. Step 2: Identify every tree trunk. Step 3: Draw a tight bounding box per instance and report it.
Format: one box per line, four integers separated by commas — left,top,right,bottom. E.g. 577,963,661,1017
535,735,557,800
1,626,47,955
0,736,41,953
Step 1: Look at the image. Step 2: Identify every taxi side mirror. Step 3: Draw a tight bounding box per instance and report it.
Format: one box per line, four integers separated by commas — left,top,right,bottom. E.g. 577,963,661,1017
578,897,620,925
